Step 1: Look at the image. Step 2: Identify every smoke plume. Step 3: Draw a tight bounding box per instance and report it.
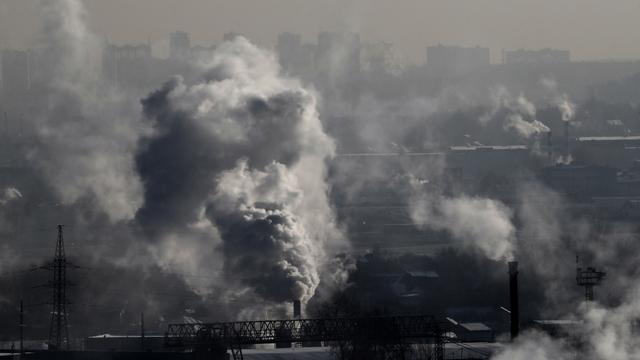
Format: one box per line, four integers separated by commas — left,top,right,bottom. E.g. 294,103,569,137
541,78,576,122
408,177,516,262
480,86,550,138
29,0,146,222
136,37,347,305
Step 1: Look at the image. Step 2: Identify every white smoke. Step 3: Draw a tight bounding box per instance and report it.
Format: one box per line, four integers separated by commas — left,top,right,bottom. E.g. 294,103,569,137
0,187,22,272
491,331,573,360
0,187,22,205
409,178,516,262
481,86,550,138
493,299,640,360
540,78,576,122
29,0,146,222
489,181,640,359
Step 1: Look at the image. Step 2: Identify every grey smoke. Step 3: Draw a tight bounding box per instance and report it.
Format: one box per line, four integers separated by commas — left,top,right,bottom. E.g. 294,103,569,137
136,37,347,305
0,0,349,323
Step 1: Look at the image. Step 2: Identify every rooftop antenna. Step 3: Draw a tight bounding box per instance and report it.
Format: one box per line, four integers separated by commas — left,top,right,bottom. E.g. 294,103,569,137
576,255,606,303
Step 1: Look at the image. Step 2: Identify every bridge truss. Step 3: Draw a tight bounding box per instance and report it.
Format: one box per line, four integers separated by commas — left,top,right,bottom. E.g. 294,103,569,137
166,315,451,360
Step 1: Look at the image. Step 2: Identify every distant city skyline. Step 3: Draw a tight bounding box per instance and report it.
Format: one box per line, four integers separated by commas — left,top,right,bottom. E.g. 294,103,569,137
2,0,640,64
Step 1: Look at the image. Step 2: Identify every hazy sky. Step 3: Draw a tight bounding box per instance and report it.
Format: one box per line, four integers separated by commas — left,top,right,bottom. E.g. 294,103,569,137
2,0,640,63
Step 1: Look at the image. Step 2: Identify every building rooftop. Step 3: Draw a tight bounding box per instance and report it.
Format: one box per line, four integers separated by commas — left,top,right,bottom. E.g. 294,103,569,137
449,145,528,151
87,334,164,339
533,319,583,326
578,136,640,142
405,270,439,278
336,152,443,158
459,322,492,332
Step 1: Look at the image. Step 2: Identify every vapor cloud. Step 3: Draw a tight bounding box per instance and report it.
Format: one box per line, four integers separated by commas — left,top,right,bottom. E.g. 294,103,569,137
541,78,576,122
28,0,146,222
480,86,550,138
408,177,516,262
136,37,347,306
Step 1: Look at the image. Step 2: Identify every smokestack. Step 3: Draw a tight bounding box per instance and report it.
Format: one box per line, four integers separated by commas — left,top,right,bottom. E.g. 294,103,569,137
564,121,570,161
509,261,519,341
547,131,553,164
293,300,301,319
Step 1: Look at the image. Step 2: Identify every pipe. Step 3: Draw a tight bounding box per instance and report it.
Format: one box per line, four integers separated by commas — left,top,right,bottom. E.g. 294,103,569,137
547,131,553,164
509,261,519,341
293,300,301,319
564,121,570,161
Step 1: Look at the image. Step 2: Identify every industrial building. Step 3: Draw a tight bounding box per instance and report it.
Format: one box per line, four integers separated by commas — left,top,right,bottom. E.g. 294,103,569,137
540,162,618,200
85,334,165,352
573,135,640,169
446,145,531,185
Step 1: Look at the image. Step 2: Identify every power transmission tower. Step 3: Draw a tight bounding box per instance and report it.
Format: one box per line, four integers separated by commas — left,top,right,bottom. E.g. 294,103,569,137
43,225,71,350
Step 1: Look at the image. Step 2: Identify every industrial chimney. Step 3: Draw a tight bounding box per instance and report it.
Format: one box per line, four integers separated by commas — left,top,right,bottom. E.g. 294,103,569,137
563,121,570,161
508,261,519,341
293,300,301,319
547,131,553,164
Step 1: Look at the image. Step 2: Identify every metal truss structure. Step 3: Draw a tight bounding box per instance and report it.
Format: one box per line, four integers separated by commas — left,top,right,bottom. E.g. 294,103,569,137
166,315,450,360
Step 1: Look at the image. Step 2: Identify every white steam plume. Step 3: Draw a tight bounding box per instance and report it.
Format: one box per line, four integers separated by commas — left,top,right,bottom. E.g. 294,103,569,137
488,182,640,359
408,178,516,262
540,78,576,122
29,0,146,222
480,86,550,138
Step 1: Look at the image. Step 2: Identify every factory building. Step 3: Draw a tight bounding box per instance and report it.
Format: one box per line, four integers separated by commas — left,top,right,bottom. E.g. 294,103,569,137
540,162,618,200
573,135,640,170
85,334,165,352
446,145,532,198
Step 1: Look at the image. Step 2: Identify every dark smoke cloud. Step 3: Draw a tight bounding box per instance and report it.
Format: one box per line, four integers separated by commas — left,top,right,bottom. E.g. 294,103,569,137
136,37,348,306
0,0,350,331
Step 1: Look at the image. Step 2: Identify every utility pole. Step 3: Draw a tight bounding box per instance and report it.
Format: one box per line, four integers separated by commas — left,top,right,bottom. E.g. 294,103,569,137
44,225,71,350
140,312,145,352
19,300,24,356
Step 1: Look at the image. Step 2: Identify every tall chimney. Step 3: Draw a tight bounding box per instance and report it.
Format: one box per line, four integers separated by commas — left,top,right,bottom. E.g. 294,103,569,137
547,131,553,164
564,121,570,161
293,300,301,319
509,261,519,341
